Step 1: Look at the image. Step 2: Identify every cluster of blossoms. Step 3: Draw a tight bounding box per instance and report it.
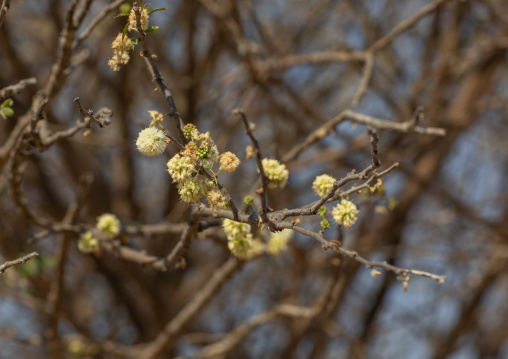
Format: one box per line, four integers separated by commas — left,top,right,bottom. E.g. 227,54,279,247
181,130,220,169
312,174,336,197
332,199,359,228
223,219,293,259
108,33,134,71
266,229,293,256
128,7,149,31
108,6,150,71
313,174,360,229
260,158,289,188
78,213,121,254
135,122,240,209
223,219,259,260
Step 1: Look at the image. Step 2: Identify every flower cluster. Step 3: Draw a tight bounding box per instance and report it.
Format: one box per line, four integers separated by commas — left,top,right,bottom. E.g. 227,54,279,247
108,33,134,71
220,152,241,173
206,188,230,210
78,231,99,254
332,199,359,228
96,213,121,237
178,177,206,203
167,154,195,183
266,229,293,256
165,126,239,209
136,127,168,156
261,158,289,188
313,174,336,197
223,219,258,260
129,7,149,32
181,131,220,168
78,213,121,254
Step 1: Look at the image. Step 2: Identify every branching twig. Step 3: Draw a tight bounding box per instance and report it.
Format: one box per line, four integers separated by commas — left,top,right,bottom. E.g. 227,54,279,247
73,0,125,49
278,147,383,221
367,0,450,54
184,256,342,359
0,252,38,273
138,257,243,359
0,77,37,101
277,222,446,284
151,209,201,269
283,109,445,162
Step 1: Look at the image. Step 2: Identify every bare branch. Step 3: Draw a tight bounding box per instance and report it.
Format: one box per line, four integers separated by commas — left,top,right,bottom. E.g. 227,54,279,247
0,252,39,273
133,3,186,144
0,77,37,101
138,257,243,359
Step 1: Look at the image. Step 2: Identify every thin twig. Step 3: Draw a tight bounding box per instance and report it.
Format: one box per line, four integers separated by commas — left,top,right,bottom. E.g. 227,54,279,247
46,173,93,359
151,209,201,269
283,109,445,162
351,54,374,107
368,0,450,54
133,3,186,144
278,223,446,283
0,252,38,273
9,136,52,227
0,77,37,101
234,109,275,230
74,0,125,49
266,50,365,71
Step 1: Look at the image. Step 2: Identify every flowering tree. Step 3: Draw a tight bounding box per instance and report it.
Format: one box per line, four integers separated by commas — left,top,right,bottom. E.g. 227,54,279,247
1,1,508,358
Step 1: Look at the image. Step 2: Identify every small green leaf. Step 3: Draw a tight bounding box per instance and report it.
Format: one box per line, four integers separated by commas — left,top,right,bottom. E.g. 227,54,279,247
119,3,131,14
122,22,130,40
114,13,130,18
145,26,159,33
148,8,166,16
317,206,327,217
1,107,14,120
2,98,13,107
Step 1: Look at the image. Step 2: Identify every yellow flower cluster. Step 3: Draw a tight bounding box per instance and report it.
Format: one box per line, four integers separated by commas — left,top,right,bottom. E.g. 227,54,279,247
128,7,149,32
165,125,239,209
108,33,134,71
78,213,121,254
261,158,289,188
312,174,336,197
332,199,359,228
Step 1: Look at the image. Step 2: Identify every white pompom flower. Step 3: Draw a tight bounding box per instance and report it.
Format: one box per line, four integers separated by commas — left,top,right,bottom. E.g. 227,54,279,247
136,127,167,156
